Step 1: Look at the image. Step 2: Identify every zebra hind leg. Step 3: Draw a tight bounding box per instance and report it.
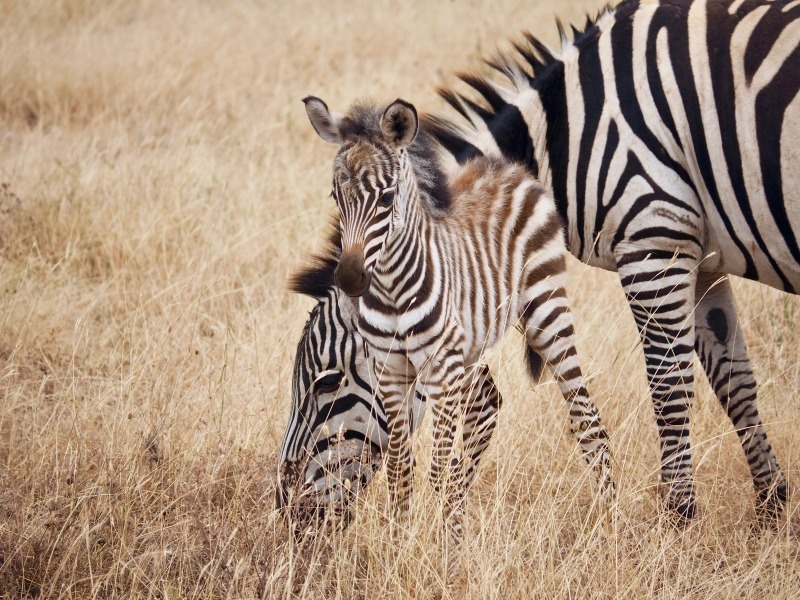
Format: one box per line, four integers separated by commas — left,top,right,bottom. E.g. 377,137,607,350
695,272,787,520
440,363,503,549
426,360,466,545
420,354,470,584
521,272,614,494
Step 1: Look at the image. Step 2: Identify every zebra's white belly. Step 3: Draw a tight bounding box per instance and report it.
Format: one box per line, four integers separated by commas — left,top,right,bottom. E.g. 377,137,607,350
702,90,800,292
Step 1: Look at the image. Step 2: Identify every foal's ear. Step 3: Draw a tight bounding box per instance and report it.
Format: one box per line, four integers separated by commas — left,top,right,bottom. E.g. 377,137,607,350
380,99,418,148
303,96,344,144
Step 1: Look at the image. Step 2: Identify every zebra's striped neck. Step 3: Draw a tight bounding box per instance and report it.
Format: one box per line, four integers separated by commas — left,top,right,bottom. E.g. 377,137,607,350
372,157,429,307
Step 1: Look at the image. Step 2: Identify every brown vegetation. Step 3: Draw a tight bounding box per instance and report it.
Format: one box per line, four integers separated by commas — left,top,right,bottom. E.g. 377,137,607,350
0,1,798,597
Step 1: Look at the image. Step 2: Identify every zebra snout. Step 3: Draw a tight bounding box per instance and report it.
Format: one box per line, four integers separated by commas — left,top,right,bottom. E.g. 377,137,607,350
275,479,289,510
335,254,371,297
275,459,305,511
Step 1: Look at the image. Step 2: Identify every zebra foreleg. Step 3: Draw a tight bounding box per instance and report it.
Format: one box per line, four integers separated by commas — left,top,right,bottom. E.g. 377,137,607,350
425,357,467,551
375,350,418,525
617,250,698,520
694,272,787,519
459,363,502,494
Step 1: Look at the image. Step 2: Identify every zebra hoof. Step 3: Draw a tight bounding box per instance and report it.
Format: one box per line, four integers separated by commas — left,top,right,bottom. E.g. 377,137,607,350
666,495,696,524
755,481,789,521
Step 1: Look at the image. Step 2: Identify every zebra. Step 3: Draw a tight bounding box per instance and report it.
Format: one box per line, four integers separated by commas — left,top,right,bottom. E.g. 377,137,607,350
276,222,503,530
302,96,613,549
422,0,798,520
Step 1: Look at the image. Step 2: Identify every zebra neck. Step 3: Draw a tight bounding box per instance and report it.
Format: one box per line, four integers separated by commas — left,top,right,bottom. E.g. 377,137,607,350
373,188,431,304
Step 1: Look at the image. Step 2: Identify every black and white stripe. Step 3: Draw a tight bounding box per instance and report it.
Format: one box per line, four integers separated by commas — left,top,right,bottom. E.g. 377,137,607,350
425,0,798,519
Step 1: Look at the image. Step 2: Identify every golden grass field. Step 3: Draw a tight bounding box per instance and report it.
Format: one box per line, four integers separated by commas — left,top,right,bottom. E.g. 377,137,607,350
1,0,799,597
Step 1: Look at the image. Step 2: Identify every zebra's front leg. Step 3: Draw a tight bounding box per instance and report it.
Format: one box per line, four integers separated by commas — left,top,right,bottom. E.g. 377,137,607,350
422,353,468,552
375,350,418,525
433,363,503,555
521,271,613,494
618,249,699,520
459,363,502,494
695,272,787,518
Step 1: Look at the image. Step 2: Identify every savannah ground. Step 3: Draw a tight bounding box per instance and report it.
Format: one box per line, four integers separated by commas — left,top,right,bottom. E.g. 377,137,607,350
1,0,799,597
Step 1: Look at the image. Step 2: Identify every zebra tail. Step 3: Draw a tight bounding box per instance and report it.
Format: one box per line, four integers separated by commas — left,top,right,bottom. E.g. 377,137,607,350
524,345,544,382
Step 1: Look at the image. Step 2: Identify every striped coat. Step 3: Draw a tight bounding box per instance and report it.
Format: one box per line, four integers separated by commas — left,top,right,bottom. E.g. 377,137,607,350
426,0,798,518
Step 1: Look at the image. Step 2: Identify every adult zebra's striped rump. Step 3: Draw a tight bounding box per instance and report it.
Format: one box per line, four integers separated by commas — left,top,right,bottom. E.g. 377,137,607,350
425,0,798,519
304,96,613,558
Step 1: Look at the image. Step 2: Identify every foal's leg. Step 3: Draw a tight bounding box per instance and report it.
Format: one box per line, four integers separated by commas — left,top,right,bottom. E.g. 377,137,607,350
459,363,502,493
695,272,787,518
374,349,417,523
521,266,613,492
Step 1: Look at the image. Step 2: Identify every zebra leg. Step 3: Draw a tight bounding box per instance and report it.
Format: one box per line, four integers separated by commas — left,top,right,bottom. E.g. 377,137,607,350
617,250,698,520
459,363,502,494
695,272,787,518
374,350,417,524
432,363,503,555
423,354,468,552
521,272,614,493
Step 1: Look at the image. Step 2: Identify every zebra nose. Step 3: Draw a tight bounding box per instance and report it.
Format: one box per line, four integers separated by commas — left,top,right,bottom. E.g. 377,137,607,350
335,255,371,297
275,480,289,510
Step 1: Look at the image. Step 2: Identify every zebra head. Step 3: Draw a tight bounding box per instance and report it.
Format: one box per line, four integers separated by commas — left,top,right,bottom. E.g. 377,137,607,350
276,289,382,528
303,96,420,298
276,230,425,530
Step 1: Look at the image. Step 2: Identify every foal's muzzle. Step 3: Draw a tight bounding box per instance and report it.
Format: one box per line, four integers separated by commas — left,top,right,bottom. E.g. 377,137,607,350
335,254,372,297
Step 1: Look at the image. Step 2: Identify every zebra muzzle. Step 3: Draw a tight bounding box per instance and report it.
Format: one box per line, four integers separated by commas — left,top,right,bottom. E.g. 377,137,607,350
335,253,372,297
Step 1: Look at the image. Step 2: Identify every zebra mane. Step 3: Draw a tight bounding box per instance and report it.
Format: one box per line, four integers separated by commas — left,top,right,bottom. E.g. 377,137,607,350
288,216,341,300
424,0,637,158
337,101,453,215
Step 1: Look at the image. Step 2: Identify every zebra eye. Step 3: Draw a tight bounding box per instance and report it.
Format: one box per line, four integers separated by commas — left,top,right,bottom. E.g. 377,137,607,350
379,189,395,205
314,372,344,395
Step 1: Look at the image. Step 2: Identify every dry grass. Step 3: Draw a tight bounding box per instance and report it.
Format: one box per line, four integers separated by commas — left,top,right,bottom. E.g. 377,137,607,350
0,1,798,598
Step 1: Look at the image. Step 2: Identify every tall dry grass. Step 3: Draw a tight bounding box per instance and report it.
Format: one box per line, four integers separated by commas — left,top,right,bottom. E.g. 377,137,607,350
0,1,798,597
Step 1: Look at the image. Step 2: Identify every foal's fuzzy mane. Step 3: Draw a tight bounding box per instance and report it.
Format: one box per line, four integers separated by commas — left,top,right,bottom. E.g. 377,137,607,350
291,1,642,300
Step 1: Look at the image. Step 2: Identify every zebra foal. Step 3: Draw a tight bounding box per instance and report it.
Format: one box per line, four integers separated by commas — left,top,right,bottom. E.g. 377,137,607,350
303,96,613,546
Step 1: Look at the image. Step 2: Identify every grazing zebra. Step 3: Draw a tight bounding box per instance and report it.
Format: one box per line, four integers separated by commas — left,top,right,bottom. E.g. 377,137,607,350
424,0,798,519
302,96,613,548
276,227,503,529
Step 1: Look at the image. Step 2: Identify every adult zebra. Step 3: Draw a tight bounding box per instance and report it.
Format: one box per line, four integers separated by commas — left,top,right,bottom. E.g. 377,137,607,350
276,225,502,529
301,96,613,549
424,0,799,519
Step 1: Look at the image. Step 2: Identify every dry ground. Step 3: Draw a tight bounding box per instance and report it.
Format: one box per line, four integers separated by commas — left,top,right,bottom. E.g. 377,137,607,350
0,1,798,598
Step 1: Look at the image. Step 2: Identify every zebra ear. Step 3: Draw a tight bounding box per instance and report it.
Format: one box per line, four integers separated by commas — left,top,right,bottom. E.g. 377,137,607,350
380,99,418,148
303,96,344,144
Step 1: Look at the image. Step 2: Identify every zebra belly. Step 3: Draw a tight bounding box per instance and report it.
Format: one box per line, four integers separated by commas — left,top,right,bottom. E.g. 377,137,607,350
701,90,800,293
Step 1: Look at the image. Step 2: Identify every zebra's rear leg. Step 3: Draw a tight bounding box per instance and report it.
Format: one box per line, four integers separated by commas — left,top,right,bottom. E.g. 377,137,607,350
617,250,699,521
439,364,503,546
521,270,614,494
695,272,787,519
